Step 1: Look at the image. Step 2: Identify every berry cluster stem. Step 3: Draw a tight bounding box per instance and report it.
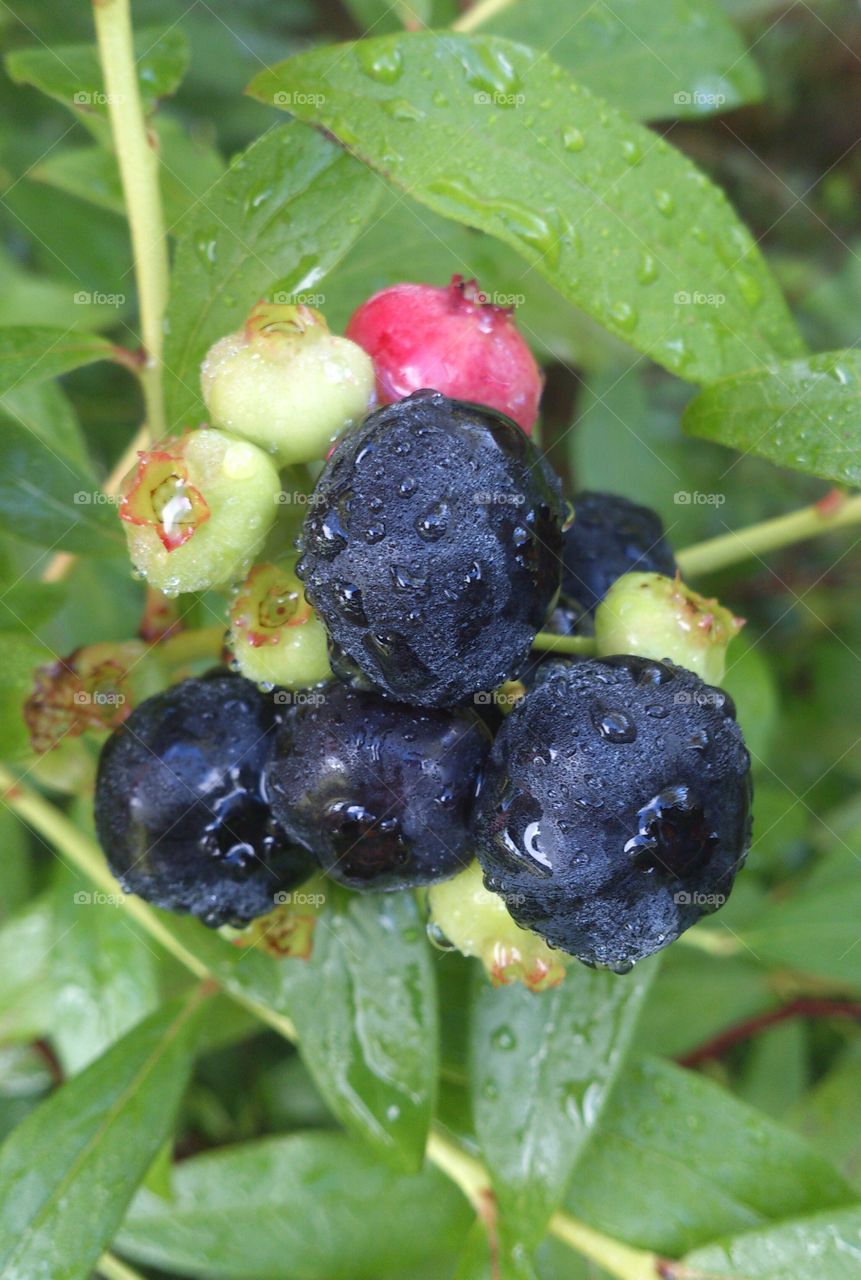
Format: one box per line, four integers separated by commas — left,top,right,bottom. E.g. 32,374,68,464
531,632,597,655
453,0,517,32
92,0,169,439
676,491,861,577
97,1253,148,1280
0,768,661,1280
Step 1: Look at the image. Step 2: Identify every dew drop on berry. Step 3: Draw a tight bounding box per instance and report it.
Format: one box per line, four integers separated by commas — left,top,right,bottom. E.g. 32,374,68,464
415,501,450,541
398,476,418,497
364,522,386,544
591,706,637,743
332,581,368,625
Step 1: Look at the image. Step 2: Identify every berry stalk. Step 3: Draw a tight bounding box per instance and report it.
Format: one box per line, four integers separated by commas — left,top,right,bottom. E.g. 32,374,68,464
92,0,169,439
677,490,861,576
97,1253,148,1280
531,632,597,655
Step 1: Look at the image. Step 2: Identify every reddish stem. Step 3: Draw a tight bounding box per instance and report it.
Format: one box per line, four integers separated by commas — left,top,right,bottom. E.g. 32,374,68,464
678,998,861,1068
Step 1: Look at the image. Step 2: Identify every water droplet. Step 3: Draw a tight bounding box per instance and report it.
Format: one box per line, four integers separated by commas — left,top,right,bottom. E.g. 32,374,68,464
333,581,367,625
415,501,449,541
653,189,675,217
195,232,217,269
383,98,425,123
609,301,638,331
637,252,659,284
355,43,403,84
621,139,642,165
592,707,637,743
398,477,417,497
364,522,386,544
735,268,763,309
492,1026,516,1050
562,125,586,152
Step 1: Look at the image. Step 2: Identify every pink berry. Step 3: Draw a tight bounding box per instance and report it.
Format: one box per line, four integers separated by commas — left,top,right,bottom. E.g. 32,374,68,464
345,275,543,433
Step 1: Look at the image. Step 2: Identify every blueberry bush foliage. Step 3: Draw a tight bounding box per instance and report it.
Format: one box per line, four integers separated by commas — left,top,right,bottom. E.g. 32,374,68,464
1,1,861,1278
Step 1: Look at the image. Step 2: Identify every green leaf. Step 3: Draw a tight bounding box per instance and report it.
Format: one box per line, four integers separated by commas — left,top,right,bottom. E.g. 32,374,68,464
162,889,438,1169
163,122,382,429
272,889,438,1169
33,119,225,228
5,27,189,145
455,1218,539,1280
118,1132,471,1278
0,896,55,1043
0,412,123,555
1,380,91,470
788,1056,861,1191
484,0,764,121
0,990,206,1280
0,327,116,398
470,957,658,1243
682,1205,861,1279
48,866,160,1074
0,633,52,761
683,350,861,483
248,33,803,383
563,1056,853,1256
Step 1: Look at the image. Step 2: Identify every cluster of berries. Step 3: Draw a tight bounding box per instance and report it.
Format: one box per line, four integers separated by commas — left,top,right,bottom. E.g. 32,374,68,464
95,277,751,980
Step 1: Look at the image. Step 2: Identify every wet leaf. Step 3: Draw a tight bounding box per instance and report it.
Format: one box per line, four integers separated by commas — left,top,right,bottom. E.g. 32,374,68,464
249,33,802,383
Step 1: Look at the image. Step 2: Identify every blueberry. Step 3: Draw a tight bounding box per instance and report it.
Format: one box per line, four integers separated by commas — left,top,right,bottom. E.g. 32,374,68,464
94,674,315,927
264,681,492,891
298,391,565,707
562,491,676,614
472,656,752,971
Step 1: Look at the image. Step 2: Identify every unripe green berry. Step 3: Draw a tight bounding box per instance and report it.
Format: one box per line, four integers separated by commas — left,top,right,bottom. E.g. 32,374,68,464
594,571,743,683
120,429,280,595
201,302,375,464
228,560,331,689
427,861,566,991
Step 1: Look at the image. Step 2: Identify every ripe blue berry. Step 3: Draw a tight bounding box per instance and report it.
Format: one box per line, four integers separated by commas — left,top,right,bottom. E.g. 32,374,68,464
94,674,315,927
563,490,676,613
472,656,752,971
264,681,492,891
298,391,565,706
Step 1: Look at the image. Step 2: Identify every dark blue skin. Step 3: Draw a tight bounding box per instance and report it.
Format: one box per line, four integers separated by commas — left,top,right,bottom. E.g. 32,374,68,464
265,682,492,891
298,390,566,707
472,656,752,971
563,491,676,614
94,673,315,927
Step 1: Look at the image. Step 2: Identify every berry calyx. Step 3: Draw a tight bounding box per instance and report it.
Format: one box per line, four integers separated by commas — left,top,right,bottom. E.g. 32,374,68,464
346,275,543,433
298,391,565,707
264,681,492,891
228,560,331,689
472,656,752,972
120,429,281,595
562,490,677,613
594,571,744,684
94,673,316,927
201,300,375,464
427,861,566,991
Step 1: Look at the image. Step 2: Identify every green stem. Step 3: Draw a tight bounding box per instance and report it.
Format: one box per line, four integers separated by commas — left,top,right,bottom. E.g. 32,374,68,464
678,928,740,957
157,624,226,669
1,772,659,1280
452,0,516,31
92,0,168,439
532,632,597,655
97,1252,148,1280
426,1133,659,1280
676,492,861,577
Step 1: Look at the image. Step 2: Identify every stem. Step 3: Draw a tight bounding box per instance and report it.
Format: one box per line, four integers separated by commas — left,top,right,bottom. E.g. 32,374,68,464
531,632,597,655
452,0,517,31
1,772,659,1280
426,1132,659,1280
98,1253,148,1280
677,928,739,957
157,624,226,668
676,491,861,577
678,998,861,1069
92,0,168,439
